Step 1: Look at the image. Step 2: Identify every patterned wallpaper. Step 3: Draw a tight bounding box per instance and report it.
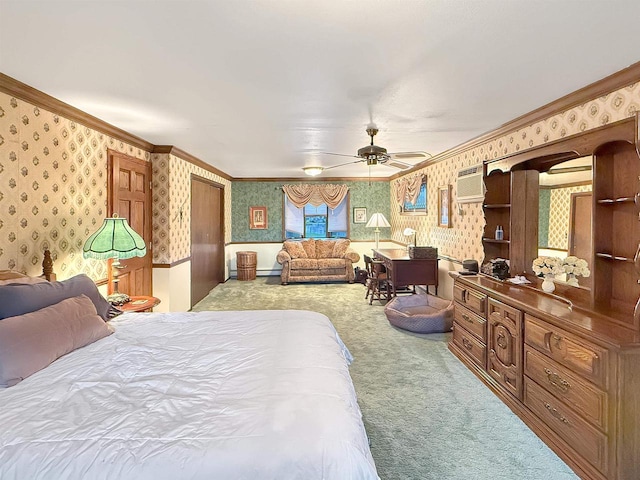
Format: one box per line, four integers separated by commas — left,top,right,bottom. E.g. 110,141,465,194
391,81,640,264
231,180,390,242
0,92,150,279
3,73,640,277
152,153,232,264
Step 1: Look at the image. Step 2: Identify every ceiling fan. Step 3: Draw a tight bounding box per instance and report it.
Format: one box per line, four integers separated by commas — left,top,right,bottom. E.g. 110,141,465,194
302,124,432,176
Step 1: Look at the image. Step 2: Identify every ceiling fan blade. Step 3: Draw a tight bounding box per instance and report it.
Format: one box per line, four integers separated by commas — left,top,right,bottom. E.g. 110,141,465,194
323,159,365,170
319,152,362,159
384,159,413,170
388,151,433,160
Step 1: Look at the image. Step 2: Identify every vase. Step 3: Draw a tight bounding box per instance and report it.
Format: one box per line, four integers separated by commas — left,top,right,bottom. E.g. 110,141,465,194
566,273,579,287
541,274,555,293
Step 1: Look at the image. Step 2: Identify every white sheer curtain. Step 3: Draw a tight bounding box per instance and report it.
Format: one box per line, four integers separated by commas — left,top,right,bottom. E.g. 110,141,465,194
328,198,347,233
284,196,303,235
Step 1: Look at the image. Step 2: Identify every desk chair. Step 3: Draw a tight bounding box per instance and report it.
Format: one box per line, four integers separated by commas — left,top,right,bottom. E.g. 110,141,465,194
364,255,391,304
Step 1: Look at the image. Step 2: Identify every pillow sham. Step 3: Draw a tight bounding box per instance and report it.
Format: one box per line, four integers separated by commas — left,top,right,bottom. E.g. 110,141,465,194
0,274,112,321
0,270,28,281
0,294,114,388
0,277,47,286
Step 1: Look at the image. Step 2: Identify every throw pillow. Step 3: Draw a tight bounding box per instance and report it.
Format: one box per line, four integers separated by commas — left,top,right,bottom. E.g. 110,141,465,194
0,270,28,281
315,240,335,259
284,241,308,259
0,295,114,387
0,274,112,321
301,239,316,258
332,239,350,258
0,277,47,286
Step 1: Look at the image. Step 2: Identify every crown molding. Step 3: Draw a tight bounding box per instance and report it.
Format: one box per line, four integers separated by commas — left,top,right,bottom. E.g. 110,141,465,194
152,145,232,181
391,60,640,180
0,72,154,151
233,177,389,182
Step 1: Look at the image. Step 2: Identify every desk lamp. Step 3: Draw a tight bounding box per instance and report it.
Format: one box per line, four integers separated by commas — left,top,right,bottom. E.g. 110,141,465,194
82,214,146,305
403,227,417,250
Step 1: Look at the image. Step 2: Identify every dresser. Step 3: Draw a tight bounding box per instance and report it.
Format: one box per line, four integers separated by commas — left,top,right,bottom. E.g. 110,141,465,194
449,273,640,480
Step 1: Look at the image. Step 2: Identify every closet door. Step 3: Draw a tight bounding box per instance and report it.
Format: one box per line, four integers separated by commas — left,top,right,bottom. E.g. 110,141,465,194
190,175,224,307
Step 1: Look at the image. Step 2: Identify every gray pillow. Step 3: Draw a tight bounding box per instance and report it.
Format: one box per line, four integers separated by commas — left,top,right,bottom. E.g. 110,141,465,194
0,274,112,321
0,294,114,387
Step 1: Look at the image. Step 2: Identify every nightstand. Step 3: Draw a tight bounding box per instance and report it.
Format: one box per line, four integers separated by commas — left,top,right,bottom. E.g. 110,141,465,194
118,296,161,313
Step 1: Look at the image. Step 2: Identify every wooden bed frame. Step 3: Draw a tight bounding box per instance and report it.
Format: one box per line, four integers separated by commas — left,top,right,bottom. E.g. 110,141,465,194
40,250,56,282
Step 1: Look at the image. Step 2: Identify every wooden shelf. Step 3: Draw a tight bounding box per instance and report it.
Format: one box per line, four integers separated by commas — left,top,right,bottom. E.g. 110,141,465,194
483,204,511,209
596,196,637,205
483,238,510,244
595,252,634,263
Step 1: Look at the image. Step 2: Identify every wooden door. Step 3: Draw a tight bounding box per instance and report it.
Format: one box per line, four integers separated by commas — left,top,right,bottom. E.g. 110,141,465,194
107,150,152,296
568,192,592,289
487,298,523,400
191,175,224,307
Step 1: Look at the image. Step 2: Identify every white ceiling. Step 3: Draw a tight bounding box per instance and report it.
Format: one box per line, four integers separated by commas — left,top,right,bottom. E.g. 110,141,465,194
2,0,640,178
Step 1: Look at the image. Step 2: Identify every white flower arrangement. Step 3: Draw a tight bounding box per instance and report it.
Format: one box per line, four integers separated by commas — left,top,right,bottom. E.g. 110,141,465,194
532,256,564,277
562,256,590,278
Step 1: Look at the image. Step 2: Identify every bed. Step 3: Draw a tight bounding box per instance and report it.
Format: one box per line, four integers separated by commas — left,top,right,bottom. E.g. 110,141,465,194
0,255,378,480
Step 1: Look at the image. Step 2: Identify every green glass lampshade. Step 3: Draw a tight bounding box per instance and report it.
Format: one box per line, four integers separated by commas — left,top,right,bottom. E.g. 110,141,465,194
83,216,146,260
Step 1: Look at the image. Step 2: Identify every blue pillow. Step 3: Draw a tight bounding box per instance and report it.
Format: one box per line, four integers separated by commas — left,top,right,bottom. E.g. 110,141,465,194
0,274,113,321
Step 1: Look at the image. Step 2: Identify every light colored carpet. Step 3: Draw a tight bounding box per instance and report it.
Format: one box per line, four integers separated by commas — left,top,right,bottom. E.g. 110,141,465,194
193,278,578,480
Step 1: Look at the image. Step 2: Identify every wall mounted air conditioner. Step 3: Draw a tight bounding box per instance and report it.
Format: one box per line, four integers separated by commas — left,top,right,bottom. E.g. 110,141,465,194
456,164,485,203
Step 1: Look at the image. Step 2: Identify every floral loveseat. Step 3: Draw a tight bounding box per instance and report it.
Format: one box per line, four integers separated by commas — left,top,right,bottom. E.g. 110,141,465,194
276,239,360,285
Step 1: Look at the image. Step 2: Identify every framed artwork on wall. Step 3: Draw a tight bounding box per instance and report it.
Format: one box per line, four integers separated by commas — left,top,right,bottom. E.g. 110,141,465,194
353,207,367,224
438,185,452,228
249,206,268,229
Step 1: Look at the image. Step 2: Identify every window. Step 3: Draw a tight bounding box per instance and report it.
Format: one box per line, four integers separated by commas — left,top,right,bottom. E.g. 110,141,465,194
284,195,349,239
400,176,427,215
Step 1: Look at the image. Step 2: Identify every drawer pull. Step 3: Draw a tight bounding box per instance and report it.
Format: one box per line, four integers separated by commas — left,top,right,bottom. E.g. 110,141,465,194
544,402,570,425
544,368,571,393
552,333,563,349
462,338,473,351
461,313,473,324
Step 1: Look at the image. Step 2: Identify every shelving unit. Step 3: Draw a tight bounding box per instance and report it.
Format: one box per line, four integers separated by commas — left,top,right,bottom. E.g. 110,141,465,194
482,169,538,275
593,140,640,328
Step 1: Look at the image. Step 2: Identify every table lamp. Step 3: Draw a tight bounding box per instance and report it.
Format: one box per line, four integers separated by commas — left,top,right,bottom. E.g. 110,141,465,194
403,227,417,249
366,213,391,250
82,214,147,305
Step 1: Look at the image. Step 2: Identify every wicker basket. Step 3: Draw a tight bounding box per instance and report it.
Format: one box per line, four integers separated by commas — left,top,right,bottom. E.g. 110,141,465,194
408,246,438,259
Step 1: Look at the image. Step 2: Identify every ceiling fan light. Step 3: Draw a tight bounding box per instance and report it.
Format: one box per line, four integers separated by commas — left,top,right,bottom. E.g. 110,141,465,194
303,166,324,176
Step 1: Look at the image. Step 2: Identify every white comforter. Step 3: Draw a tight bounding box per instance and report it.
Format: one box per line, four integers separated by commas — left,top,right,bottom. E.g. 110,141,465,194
0,310,378,480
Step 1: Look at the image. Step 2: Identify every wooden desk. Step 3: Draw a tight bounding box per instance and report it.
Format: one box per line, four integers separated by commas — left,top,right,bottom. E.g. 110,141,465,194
373,249,439,296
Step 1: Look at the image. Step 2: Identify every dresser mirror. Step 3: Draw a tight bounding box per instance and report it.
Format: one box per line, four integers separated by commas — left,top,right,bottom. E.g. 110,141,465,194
537,156,593,289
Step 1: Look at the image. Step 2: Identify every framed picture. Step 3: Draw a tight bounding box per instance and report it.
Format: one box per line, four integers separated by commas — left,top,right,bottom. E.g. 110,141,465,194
353,207,367,224
438,185,452,228
249,206,268,229
400,175,427,215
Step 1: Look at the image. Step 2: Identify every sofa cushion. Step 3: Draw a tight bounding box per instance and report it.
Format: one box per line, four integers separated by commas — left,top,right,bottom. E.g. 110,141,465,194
315,240,336,259
284,241,308,259
290,258,318,270
332,239,350,258
301,239,316,258
317,258,347,270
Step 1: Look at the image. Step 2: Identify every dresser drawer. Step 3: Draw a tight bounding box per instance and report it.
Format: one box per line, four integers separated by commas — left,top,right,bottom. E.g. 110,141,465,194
524,315,608,389
524,346,607,430
454,304,486,341
453,282,487,318
452,324,486,369
524,378,608,473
